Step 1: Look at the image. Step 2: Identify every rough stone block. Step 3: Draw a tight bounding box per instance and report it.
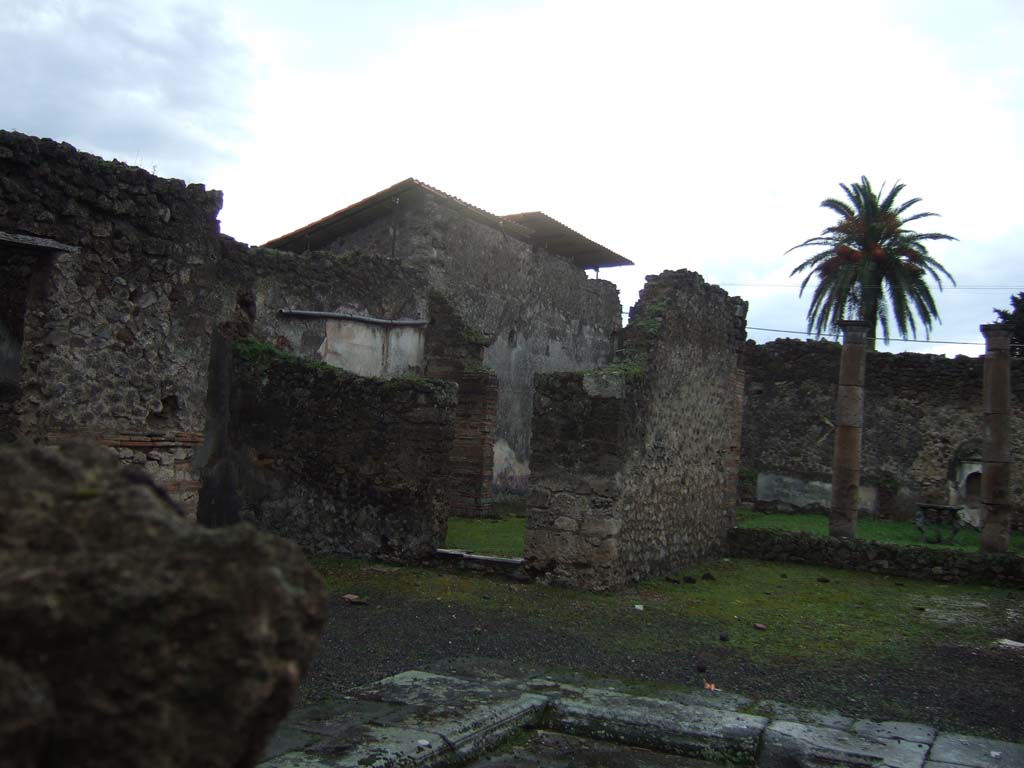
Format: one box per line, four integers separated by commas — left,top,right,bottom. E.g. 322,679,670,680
547,688,766,760
0,442,325,768
553,515,579,532
580,516,622,537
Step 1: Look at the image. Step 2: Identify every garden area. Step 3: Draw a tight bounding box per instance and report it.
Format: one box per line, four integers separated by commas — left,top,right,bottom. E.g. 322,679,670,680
443,507,1024,558
295,507,1024,743
306,547,1024,742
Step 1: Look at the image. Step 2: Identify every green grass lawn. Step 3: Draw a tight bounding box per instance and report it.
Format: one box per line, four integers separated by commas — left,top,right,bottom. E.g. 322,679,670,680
736,507,1024,555
445,515,527,557
445,509,1024,557
312,553,1023,675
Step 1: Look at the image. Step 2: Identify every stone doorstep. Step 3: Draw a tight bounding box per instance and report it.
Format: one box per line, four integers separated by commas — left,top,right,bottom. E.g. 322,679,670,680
433,549,527,578
434,550,525,567
260,671,1024,768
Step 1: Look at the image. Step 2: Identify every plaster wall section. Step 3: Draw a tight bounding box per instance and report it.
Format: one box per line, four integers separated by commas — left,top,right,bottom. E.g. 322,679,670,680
318,321,424,377
217,244,427,361
741,339,1023,526
386,196,622,493
526,270,748,589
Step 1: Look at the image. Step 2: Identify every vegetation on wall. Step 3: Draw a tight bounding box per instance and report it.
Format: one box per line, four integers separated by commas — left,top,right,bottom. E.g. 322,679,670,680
993,291,1024,357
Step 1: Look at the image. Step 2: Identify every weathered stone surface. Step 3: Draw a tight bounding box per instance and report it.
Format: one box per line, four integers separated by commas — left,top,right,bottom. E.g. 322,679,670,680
547,688,766,761
742,339,1023,527
1,130,621,529
199,341,457,560
260,670,1024,768
0,442,326,768
526,270,747,589
928,732,1024,768
262,672,548,767
852,720,936,745
727,527,1024,587
0,659,54,768
272,192,623,495
760,720,929,768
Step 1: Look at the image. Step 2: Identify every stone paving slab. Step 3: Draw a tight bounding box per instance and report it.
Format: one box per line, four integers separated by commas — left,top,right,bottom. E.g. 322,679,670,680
753,700,856,731
928,733,1024,768
259,670,1024,768
852,720,937,745
261,699,424,762
760,720,931,768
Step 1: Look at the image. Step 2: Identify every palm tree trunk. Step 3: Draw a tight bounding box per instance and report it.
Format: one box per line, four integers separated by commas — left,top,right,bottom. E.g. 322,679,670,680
860,279,880,352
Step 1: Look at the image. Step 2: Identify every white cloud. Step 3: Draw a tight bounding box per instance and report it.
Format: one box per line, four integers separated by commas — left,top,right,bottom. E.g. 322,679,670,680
0,0,251,182
7,0,1022,355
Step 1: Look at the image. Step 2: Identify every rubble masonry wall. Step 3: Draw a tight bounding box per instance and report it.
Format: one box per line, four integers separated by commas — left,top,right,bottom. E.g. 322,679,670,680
323,194,623,494
741,339,1023,526
0,131,485,542
198,341,456,560
526,270,747,589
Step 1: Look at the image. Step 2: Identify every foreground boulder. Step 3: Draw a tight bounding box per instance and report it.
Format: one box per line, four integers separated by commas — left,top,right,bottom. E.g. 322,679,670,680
0,442,326,768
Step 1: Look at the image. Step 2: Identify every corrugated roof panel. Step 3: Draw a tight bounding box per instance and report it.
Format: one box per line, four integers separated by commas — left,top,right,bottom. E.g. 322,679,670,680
501,211,633,270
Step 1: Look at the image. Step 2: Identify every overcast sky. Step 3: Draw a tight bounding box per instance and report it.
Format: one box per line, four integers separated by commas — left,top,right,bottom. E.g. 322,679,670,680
4,0,1022,356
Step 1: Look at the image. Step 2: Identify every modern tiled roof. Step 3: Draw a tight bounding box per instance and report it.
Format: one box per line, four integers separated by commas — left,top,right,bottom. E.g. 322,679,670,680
262,179,632,270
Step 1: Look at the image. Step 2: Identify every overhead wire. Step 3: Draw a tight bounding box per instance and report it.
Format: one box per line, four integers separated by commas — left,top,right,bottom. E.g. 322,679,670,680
713,284,1024,290
616,316,1021,349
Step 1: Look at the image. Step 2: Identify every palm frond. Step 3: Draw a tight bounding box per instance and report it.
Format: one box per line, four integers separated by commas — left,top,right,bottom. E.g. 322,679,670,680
789,175,955,345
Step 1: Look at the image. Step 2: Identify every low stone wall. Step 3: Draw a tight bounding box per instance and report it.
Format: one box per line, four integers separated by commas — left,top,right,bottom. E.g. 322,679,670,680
526,270,747,589
198,340,457,561
727,527,1024,588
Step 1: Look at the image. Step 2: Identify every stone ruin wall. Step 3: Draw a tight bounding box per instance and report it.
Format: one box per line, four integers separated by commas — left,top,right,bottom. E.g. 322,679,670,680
0,131,499,552
423,297,499,518
0,130,232,511
526,270,748,589
321,194,623,497
741,338,1024,526
199,341,457,560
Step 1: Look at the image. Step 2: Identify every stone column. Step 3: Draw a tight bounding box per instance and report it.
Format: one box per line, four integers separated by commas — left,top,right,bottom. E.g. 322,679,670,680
830,320,868,539
979,324,1012,553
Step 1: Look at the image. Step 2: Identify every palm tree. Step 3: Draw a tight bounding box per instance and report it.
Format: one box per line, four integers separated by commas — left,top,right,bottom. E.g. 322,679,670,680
789,176,956,351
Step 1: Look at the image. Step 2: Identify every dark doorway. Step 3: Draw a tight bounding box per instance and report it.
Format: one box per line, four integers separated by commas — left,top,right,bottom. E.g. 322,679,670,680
964,471,982,505
0,250,36,440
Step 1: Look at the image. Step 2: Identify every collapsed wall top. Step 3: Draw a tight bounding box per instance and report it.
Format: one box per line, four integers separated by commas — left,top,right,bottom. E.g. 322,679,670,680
262,178,633,271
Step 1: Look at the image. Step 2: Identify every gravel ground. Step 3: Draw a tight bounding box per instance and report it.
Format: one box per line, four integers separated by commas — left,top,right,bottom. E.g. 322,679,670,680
300,585,1024,743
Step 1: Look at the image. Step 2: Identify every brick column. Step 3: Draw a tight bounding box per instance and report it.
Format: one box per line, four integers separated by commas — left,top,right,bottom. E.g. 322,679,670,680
830,320,868,539
979,324,1012,552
